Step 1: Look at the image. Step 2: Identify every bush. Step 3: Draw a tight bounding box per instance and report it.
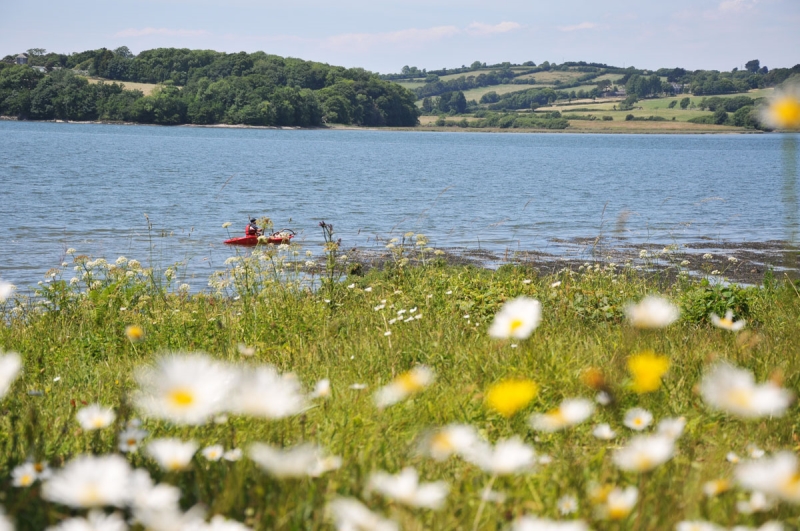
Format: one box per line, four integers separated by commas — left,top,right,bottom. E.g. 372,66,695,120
602,115,613,121
625,114,634,121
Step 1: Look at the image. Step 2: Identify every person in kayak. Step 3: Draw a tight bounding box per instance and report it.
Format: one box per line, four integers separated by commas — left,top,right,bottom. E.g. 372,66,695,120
246,218,262,236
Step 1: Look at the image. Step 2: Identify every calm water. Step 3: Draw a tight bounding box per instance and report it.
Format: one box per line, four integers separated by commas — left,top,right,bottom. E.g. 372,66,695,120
1,121,798,290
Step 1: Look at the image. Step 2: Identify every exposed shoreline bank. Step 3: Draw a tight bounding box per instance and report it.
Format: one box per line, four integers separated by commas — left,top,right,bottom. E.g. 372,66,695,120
0,115,761,135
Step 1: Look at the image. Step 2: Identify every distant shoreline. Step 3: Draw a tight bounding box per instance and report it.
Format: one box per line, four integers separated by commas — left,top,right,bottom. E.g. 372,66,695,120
0,115,762,135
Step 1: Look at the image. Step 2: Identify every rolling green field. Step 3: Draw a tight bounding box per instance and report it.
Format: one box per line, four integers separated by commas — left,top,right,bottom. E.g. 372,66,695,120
1,241,799,529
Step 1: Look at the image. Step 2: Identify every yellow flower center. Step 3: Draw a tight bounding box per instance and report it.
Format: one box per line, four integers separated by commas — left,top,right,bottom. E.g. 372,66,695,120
431,432,454,453
20,474,33,486
633,417,643,427
168,388,195,408
509,318,524,333
79,485,102,506
92,418,106,428
780,473,800,498
33,463,44,473
127,438,137,446
397,372,423,393
546,408,567,427
168,459,185,471
727,388,754,408
608,506,630,520
634,455,652,471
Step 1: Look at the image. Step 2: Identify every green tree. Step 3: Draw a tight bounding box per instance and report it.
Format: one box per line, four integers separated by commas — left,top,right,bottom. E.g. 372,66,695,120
679,97,691,109
668,100,677,109
745,59,760,73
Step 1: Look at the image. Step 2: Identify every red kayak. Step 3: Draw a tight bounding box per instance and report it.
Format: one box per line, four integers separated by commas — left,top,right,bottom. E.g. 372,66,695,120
224,230,295,246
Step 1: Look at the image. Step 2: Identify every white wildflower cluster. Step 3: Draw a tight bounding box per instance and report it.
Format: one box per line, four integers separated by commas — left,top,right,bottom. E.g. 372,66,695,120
133,352,311,425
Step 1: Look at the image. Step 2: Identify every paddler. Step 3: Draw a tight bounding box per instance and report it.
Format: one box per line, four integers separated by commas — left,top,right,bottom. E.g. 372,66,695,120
246,218,262,236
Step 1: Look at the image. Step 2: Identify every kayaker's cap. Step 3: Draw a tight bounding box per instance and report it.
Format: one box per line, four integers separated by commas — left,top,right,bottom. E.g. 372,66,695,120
250,218,256,222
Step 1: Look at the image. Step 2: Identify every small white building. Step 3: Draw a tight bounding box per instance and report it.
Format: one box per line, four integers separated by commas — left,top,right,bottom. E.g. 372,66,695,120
15,53,28,65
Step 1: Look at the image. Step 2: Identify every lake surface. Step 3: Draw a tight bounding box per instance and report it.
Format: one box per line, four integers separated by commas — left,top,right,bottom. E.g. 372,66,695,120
1,121,798,291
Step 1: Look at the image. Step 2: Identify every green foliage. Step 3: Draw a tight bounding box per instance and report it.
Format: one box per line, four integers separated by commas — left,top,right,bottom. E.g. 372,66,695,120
1,47,420,127
679,282,756,324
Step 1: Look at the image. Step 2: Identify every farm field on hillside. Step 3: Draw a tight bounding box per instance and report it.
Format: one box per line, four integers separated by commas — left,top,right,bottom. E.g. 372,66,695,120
84,77,162,96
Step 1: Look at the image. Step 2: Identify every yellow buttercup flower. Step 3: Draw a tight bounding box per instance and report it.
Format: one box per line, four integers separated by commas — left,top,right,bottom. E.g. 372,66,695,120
767,95,800,129
125,325,145,343
486,379,538,417
627,351,670,393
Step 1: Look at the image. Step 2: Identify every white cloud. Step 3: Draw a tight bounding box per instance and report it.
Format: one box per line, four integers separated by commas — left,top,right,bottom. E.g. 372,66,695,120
465,22,522,36
558,22,599,32
719,0,760,11
114,27,210,38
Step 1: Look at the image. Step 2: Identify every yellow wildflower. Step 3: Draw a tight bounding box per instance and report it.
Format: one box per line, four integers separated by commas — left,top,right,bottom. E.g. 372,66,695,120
764,93,800,130
125,325,145,343
627,351,670,393
486,379,538,417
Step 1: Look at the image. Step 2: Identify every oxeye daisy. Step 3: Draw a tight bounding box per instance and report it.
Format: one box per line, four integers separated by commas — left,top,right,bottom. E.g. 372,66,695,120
134,352,237,425
327,497,399,531
146,438,198,472
223,448,243,462
700,362,792,418
249,443,338,478
367,467,449,509
623,408,653,431
612,434,675,472
0,351,22,399
703,479,730,497
76,404,116,431
374,365,434,409
593,423,616,440
486,379,538,417
228,365,308,419
488,297,542,339
466,437,536,476
512,516,589,530
12,463,38,487
599,486,638,520
201,445,224,461
557,494,578,515
529,398,594,432
42,454,133,508
710,310,746,332
423,424,479,461
47,510,128,531
0,281,14,302
118,426,148,453
735,451,800,503
656,417,686,440
624,296,679,329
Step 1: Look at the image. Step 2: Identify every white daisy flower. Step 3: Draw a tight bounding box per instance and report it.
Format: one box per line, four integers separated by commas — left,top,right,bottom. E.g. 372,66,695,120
710,310,746,332
374,366,434,409
228,366,308,419
0,351,22,399
702,479,730,497
598,486,638,520
201,445,224,461
488,297,542,340
735,451,800,503
146,438,198,472
624,296,679,329
367,467,449,509
466,437,536,476
76,404,116,431
656,417,686,440
747,444,765,459
308,455,343,477
736,491,775,514
118,426,148,453
12,462,39,487
612,434,675,472
0,281,14,302
512,516,589,530
327,497,398,531
46,510,128,531
592,423,616,440
623,408,653,431
249,443,337,478
529,398,594,432
727,452,741,464
224,448,243,462
134,353,238,425
423,424,480,461
557,494,578,515
42,454,132,508
700,362,792,418
675,521,725,531
312,378,331,399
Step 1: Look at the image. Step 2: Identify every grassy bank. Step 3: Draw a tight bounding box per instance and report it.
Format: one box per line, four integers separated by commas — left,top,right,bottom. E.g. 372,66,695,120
0,244,799,529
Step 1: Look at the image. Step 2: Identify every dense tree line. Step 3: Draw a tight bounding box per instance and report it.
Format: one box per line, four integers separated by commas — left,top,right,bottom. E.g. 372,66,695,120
0,47,419,127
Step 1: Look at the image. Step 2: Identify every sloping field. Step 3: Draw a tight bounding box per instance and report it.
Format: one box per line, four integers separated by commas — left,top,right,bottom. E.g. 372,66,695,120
84,78,161,96
461,83,534,102
396,81,426,90
514,70,585,83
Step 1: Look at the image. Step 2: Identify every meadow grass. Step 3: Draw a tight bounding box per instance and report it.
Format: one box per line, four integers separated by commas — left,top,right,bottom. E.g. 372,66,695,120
84,78,163,96
1,245,799,529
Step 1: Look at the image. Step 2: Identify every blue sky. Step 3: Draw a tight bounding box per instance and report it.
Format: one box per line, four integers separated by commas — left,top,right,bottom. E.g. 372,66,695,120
2,0,798,74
